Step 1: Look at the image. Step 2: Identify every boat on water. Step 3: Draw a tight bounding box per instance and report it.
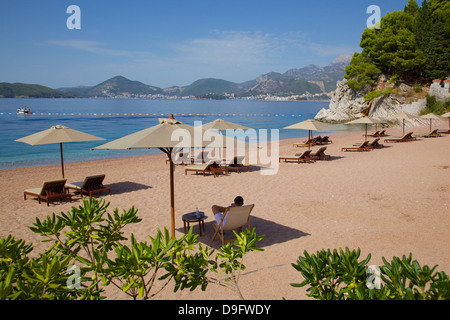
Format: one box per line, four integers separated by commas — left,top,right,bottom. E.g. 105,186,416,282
17,107,32,114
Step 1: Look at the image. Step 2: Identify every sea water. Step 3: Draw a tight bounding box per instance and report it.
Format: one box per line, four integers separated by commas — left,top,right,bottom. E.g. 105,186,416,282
0,98,355,170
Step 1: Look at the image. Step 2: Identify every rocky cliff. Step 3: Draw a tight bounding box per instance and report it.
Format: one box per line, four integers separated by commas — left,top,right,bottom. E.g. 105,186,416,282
314,77,429,123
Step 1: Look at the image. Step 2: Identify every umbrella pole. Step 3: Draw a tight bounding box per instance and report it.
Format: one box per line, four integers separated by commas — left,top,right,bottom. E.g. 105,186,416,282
169,155,175,238
308,130,311,150
160,148,176,238
60,143,65,178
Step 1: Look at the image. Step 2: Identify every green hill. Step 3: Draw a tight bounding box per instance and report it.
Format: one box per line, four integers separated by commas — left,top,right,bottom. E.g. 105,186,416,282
60,76,164,97
0,83,76,98
180,78,243,96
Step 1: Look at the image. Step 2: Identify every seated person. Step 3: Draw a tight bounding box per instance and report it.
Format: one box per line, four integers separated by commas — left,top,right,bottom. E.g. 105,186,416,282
212,196,244,226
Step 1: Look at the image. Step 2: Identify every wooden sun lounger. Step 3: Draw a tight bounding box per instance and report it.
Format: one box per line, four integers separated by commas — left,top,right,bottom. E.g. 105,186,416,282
222,155,250,173
184,160,228,177
311,147,331,160
279,150,316,163
24,179,72,206
437,129,450,134
341,141,372,152
316,136,333,145
354,138,384,149
415,129,441,138
66,174,111,198
293,136,321,147
367,130,388,137
366,131,380,137
384,132,416,143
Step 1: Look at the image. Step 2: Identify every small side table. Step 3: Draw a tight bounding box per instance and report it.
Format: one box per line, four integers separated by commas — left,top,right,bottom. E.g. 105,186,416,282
182,212,207,236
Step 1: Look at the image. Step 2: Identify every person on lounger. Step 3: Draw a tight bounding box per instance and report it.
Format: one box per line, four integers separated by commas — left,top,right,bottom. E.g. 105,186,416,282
212,196,244,225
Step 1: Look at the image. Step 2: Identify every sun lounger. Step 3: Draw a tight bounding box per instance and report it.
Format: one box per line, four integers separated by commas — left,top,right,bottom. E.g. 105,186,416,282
367,130,387,137
184,160,228,177
384,132,416,143
293,136,321,147
222,155,250,173
311,147,331,160
24,179,72,206
415,129,441,138
341,141,372,152
212,204,254,245
279,150,316,163
437,129,450,134
316,136,332,144
354,138,384,149
66,174,111,198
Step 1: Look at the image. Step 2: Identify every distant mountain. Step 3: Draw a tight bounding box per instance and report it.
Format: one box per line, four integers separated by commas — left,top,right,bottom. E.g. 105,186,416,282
0,82,75,98
283,54,352,92
243,73,323,97
2,55,351,99
59,76,164,98
177,78,245,96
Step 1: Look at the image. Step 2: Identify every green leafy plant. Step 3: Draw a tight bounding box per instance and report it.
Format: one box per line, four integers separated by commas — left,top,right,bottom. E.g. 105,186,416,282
1,198,265,300
291,247,450,300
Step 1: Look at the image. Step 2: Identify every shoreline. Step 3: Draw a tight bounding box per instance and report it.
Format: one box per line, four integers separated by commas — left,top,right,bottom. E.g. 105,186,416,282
1,122,449,300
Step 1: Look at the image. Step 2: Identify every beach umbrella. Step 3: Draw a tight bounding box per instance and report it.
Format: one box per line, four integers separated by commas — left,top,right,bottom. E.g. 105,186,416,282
441,112,450,129
395,112,420,135
201,118,250,132
92,118,245,237
201,118,250,159
284,119,334,149
420,113,442,132
344,117,383,140
15,124,105,178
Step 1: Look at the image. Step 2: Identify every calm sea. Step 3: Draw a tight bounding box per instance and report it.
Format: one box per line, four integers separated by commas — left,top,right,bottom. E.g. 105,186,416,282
0,98,354,170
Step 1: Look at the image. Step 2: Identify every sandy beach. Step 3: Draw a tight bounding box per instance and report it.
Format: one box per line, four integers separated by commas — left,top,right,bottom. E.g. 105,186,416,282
1,121,449,300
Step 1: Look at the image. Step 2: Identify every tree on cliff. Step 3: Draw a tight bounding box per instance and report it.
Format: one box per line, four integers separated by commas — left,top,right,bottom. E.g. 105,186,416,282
345,0,449,90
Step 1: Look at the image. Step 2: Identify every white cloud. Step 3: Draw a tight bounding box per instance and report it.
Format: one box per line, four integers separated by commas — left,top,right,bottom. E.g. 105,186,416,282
171,30,280,66
42,40,153,58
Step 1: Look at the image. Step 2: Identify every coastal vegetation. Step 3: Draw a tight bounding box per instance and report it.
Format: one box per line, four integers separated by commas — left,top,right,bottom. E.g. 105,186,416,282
345,0,450,92
1,198,448,300
291,247,450,300
0,198,264,300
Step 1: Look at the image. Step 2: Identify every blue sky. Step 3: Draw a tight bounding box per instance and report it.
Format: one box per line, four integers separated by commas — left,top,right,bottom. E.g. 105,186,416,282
0,0,410,89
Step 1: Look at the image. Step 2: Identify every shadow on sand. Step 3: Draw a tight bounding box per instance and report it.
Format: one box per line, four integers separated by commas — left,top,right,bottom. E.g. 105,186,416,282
105,181,152,195
176,215,310,249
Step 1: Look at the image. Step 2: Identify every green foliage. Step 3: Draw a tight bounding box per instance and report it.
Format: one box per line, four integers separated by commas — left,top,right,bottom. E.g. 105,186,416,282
344,53,381,91
421,95,450,115
363,88,393,102
414,84,423,92
291,248,373,300
0,235,79,300
345,0,449,87
291,247,450,300
1,198,265,300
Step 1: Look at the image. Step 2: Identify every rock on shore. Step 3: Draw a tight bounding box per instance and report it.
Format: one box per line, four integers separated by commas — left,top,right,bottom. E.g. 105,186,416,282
315,78,427,123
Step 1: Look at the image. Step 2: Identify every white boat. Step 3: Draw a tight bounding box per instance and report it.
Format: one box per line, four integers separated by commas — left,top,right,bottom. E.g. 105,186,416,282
17,107,32,114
